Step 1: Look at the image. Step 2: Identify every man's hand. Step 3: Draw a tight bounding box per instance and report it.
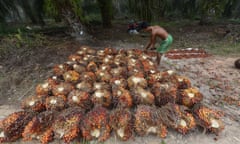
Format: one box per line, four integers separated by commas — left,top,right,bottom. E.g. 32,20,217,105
149,47,156,50
144,46,149,51
143,46,149,53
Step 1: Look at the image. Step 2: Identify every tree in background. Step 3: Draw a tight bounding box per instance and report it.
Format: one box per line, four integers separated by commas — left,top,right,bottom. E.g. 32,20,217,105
1,0,240,35
0,0,17,22
196,0,230,25
127,0,240,24
19,0,45,26
44,0,84,36
97,0,113,28
222,0,240,18
0,0,45,25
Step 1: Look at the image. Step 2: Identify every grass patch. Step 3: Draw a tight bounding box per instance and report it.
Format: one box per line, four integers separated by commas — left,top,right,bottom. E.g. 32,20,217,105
0,22,69,36
0,23,27,36
152,19,198,28
161,140,167,144
0,30,48,59
206,41,240,56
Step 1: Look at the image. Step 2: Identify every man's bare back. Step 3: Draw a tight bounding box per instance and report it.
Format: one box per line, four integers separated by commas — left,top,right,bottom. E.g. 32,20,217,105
144,25,169,50
146,26,168,40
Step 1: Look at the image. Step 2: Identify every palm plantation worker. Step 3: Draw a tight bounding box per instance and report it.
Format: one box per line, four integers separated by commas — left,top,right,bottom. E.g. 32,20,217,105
141,22,173,65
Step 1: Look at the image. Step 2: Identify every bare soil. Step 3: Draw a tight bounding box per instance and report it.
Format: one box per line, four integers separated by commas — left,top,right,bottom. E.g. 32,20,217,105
0,22,239,144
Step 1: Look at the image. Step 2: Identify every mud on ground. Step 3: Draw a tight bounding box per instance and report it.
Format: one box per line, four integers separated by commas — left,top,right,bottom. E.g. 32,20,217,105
0,23,239,144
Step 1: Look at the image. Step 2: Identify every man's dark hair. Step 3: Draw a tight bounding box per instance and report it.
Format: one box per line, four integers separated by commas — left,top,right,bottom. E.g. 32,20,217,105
139,21,149,30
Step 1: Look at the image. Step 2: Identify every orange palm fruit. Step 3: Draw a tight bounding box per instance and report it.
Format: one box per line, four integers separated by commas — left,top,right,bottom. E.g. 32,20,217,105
134,105,168,138
81,106,111,142
192,104,224,134
0,111,35,143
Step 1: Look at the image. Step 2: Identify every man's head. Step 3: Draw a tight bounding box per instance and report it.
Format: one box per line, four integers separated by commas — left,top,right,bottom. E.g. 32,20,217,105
139,21,149,30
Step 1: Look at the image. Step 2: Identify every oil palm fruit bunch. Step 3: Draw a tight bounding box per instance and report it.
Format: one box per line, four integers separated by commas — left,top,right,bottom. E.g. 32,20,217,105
45,95,67,111
116,48,126,55
139,52,152,61
95,70,112,82
158,103,196,134
76,49,86,56
177,87,203,108
192,104,224,134
126,51,140,61
52,82,74,96
102,55,114,65
110,66,128,78
77,45,91,54
21,96,46,112
68,54,82,62
81,106,111,142
47,75,63,86
87,61,98,72
77,58,89,67
147,72,163,86
80,72,96,84
134,105,168,138
175,75,191,89
109,108,133,141
72,63,86,73
112,87,133,108
110,77,128,89
67,90,93,110
153,82,177,106
151,82,162,98
127,58,143,75
91,89,112,108
144,50,157,60
93,82,111,91
53,63,72,76
96,49,105,57
117,48,127,55
140,59,157,74
65,60,77,66
132,49,143,55
127,72,148,89
63,70,80,84
98,64,111,71
52,107,85,143
113,54,127,67
0,111,35,143
104,47,118,55
22,111,56,144
86,54,97,62
75,81,93,93
131,86,155,105
127,67,144,77
126,49,138,58
158,70,178,83
35,80,53,96
86,47,97,55
149,72,188,89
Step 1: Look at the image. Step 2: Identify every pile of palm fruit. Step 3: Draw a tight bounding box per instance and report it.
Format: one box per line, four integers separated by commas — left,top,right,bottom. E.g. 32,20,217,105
0,46,224,144
165,48,210,59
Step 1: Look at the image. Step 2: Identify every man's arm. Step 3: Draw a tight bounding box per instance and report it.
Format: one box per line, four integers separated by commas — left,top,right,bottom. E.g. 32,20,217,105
145,34,156,50
144,41,151,50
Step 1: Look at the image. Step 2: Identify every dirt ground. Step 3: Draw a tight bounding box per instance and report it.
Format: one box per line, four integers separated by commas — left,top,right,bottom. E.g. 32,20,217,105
0,22,239,144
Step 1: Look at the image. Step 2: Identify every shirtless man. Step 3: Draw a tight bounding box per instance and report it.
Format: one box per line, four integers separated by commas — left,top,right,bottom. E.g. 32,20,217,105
140,22,173,65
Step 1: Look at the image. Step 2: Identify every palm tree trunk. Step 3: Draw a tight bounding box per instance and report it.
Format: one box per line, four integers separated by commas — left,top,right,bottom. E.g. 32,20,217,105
97,0,113,28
